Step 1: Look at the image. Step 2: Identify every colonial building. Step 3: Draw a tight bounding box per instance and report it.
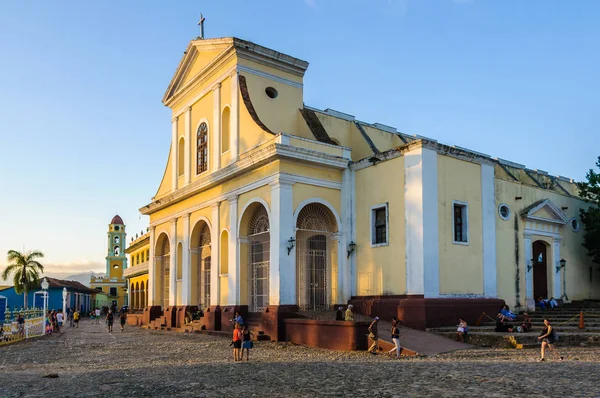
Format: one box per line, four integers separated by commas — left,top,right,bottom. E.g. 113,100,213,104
90,215,128,309
139,35,598,332
124,231,150,312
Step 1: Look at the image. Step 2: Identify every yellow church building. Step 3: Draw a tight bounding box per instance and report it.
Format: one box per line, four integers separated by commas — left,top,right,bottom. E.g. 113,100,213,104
137,34,597,333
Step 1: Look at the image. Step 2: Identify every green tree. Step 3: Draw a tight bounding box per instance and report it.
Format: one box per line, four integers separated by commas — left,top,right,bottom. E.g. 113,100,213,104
1,250,45,307
578,156,600,265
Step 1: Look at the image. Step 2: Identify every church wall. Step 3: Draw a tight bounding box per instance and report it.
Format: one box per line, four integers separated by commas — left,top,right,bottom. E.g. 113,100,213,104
190,92,215,180
220,76,233,167
181,49,226,87
360,124,405,154
355,156,406,296
148,161,281,223
315,114,374,161
288,137,346,157
238,68,306,140
437,155,484,295
237,87,277,155
237,58,304,85
292,184,341,218
238,185,272,226
280,161,342,183
494,179,598,307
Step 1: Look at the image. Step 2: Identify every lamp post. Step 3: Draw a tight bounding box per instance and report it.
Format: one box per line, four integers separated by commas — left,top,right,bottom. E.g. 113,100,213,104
558,259,569,301
41,278,49,335
62,287,67,316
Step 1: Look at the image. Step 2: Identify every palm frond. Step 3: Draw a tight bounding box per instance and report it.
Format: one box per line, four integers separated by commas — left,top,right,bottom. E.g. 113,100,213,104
2,263,19,280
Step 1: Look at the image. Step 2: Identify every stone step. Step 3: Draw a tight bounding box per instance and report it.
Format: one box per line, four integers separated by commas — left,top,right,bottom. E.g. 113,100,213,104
434,331,600,349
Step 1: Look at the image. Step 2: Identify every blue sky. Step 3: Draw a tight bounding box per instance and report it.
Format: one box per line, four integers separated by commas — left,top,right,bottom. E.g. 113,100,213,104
0,0,598,279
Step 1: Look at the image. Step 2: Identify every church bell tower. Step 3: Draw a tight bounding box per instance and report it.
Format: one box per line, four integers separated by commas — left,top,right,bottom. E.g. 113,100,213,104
107,215,127,278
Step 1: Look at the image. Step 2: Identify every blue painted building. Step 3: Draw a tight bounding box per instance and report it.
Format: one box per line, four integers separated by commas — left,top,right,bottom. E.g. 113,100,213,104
0,277,97,321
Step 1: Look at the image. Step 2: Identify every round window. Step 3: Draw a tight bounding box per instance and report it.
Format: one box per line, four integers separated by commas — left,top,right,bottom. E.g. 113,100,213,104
571,218,580,232
113,264,119,269
115,226,120,231
265,87,278,99
498,204,510,220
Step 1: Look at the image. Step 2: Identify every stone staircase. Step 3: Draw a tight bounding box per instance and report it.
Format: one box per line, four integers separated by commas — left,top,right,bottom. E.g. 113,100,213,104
146,315,169,331
430,301,600,348
246,312,270,341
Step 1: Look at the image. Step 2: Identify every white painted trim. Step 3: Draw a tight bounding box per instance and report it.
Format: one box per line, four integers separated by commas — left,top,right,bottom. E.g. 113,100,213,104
451,200,469,245
523,228,561,239
293,198,342,232
569,217,581,232
184,107,192,185
404,147,439,297
481,163,497,297
237,64,303,89
237,198,272,235
210,203,220,306
553,239,561,299
190,216,212,236
369,203,389,247
171,118,178,192
149,172,341,228
212,84,221,171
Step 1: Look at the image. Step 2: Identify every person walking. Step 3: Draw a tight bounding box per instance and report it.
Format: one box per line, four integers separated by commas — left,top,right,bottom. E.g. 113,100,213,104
345,305,355,321
68,309,74,327
240,324,253,361
95,308,101,325
106,310,114,333
538,319,563,362
73,310,80,328
387,319,401,358
232,323,242,361
119,310,127,332
56,310,64,332
368,317,379,355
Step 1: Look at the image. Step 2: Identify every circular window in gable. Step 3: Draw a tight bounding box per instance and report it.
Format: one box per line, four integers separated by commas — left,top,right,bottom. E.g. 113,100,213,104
265,87,278,99
571,218,580,232
498,203,511,220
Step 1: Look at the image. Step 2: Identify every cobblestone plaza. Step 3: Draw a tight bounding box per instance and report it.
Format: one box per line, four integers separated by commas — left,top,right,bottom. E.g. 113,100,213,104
1,322,599,397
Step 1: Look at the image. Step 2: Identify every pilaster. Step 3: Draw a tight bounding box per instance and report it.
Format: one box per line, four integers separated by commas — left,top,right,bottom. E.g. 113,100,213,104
524,232,534,310
184,107,191,185
210,203,221,306
148,226,156,305
212,83,221,171
169,219,177,306
171,117,178,192
182,213,191,305
553,237,562,299
227,195,239,305
340,167,354,302
230,72,239,161
481,163,497,297
269,179,295,305
404,147,439,297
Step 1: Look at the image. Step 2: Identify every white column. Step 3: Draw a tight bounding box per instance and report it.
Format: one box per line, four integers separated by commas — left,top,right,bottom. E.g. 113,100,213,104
212,83,221,171
269,180,295,305
169,219,177,307
481,163,497,297
230,72,239,160
182,214,191,306
210,203,221,306
404,146,439,297
171,117,178,192
553,237,562,299
524,233,534,310
148,226,156,306
227,195,239,305
340,166,354,302
184,107,191,185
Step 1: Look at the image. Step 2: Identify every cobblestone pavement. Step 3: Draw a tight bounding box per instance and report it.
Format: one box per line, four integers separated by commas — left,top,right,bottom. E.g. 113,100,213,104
1,321,599,397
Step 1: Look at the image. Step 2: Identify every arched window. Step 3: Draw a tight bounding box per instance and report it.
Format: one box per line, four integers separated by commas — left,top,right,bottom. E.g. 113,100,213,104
197,122,208,174
178,137,185,177
221,107,230,153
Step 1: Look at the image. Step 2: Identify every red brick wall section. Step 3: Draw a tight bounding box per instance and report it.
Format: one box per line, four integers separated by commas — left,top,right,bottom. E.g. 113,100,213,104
164,306,177,328
127,313,143,326
143,306,162,325
204,306,222,331
220,305,248,332
284,319,370,351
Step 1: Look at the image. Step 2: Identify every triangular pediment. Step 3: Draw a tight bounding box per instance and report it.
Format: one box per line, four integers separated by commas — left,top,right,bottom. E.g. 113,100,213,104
162,38,235,105
520,199,569,225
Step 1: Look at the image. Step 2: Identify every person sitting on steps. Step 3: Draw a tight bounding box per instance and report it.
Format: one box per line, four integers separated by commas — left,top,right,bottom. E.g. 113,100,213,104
456,318,468,342
495,313,513,333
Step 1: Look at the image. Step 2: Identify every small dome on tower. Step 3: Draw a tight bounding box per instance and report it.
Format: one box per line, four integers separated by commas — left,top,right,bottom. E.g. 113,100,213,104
111,215,124,225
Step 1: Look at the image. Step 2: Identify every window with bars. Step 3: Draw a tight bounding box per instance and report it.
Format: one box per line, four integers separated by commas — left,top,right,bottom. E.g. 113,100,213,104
453,202,469,244
371,204,388,246
197,122,208,174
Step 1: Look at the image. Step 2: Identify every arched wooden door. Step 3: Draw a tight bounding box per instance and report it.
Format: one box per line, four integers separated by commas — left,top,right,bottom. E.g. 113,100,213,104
533,241,548,299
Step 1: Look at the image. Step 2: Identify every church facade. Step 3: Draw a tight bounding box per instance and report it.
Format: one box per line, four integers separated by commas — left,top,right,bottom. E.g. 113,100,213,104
139,36,598,331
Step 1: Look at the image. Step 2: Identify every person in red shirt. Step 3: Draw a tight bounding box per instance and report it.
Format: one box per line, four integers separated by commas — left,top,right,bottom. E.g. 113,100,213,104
232,324,242,361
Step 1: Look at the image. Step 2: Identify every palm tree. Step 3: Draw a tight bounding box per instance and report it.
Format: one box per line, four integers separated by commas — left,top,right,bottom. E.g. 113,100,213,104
2,250,45,307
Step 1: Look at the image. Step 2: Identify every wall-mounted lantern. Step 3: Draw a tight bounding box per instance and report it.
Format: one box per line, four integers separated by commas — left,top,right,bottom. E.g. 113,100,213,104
347,241,357,258
556,258,566,273
287,237,296,255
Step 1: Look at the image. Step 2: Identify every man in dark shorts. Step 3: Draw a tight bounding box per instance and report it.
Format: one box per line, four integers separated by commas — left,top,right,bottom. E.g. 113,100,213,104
106,310,114,333
119,310,127,332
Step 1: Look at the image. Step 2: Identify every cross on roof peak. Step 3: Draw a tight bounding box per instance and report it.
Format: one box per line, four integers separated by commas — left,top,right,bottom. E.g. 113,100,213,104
198,14,206,40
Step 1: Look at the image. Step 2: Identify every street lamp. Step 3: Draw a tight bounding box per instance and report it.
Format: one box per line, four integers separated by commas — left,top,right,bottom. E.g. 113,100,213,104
41,278,49,335
556,258,566,273
287,237,296,255
62,287,67,316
